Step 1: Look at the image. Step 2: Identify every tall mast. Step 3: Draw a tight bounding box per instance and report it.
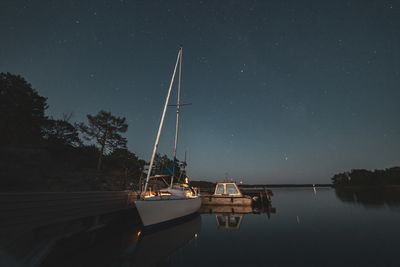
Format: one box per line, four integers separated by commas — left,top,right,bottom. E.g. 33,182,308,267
143,48,181,195
171,47,183,187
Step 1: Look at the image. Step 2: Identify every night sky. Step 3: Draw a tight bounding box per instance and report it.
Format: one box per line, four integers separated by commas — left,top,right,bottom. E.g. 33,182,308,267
1,0,399,183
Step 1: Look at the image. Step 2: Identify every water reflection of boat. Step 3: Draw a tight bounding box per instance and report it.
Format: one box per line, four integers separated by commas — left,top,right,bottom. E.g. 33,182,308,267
199,204,252,230
199,205,253,214
216,214,244,230
128,214,201,267
200,203,276,216
200,203,277,230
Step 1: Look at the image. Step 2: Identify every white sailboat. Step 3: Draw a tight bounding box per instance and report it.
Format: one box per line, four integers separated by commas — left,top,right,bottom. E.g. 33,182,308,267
135,47,201,228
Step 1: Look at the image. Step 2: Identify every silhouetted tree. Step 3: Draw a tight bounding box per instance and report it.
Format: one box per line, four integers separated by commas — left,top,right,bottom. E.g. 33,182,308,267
104,148,145,186
153,153,185,181
43,118,81,147
0,72,48,144
77,110,128,170
74,145,100,168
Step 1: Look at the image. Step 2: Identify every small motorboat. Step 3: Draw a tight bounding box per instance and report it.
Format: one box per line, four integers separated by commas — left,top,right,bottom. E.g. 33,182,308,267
201,182,252,206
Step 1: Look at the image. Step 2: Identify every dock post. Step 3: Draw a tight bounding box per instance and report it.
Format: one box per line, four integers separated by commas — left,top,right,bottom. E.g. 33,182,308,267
260,191,264,210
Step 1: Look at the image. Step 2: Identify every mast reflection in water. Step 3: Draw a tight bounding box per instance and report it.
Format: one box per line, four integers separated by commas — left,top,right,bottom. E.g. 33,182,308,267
37,213,201,267
129,215,201,267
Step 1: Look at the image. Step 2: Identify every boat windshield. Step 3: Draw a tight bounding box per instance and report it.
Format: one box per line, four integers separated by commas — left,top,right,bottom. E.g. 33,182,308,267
215,184,224,194
226,184,239,195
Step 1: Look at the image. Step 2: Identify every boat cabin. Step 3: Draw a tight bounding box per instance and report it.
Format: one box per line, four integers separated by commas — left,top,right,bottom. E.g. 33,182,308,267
214,182,243,197
201,182,252,206
143,175,198,199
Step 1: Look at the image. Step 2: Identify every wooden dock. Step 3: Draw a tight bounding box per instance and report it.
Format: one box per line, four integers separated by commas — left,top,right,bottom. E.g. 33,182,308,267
0,191,139,242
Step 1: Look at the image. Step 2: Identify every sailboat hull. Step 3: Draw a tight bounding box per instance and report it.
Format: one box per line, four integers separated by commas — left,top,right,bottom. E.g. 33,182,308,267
135,197,201,227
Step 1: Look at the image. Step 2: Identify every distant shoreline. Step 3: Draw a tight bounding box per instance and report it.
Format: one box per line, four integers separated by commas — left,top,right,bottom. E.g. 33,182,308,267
333,185,400,190
190,181,333,189
240,184,333,188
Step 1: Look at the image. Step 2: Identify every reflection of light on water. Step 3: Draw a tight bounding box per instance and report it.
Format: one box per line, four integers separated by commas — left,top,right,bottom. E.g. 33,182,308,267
296,215,300,224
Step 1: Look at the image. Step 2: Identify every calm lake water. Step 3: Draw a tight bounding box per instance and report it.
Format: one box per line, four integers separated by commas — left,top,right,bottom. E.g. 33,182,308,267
2,187,400,267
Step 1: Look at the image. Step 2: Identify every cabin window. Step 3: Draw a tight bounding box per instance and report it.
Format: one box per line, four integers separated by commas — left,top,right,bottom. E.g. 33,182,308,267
226,184,239,195
217,215,226,227
228,215,240,227
215,184,224,195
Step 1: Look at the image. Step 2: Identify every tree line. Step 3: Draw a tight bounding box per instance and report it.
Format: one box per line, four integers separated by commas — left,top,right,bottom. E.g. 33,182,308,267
0,72,181,190
331,167,400,186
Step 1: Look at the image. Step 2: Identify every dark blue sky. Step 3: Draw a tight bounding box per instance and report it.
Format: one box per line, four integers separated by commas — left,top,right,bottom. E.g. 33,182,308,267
1,0,399,183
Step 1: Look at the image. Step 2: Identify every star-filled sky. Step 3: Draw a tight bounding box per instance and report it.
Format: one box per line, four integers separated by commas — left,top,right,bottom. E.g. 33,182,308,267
1,0,399,183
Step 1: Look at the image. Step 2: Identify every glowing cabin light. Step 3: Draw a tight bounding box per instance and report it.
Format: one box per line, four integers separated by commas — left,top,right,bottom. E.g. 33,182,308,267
137,230,142,237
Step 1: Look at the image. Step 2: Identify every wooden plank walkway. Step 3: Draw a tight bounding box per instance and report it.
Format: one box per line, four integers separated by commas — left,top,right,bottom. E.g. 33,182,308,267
0,191,139,239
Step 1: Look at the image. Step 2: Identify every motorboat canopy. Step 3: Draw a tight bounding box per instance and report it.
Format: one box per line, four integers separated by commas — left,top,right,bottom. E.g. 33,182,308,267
214,182,243,197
